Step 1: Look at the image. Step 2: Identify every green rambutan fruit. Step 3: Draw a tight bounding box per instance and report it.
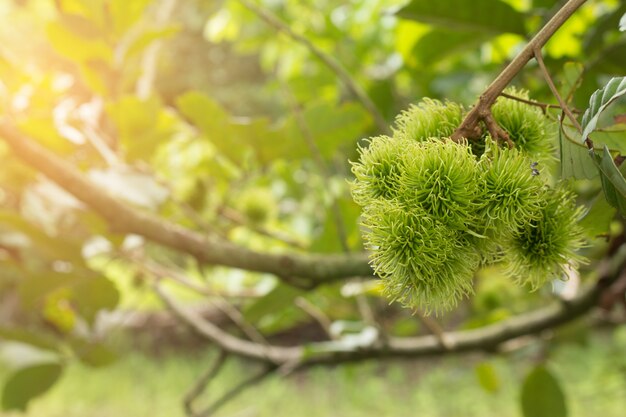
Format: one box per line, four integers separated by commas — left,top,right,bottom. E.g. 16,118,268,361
502,186,586,289
393,99,465,143
491,87,555,159
362,200,479,313
236,187,276,225
351,135,413,206
397,138,483,230
478,141,546,234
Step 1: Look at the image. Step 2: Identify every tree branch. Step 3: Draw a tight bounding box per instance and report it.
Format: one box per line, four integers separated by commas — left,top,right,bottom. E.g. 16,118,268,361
156,268,615,367
184,350,228,417
154,282,303,364
195,366,276,417
237,0,391,135
451,0,588,142
183,349,276,417
499,92,582,114
0,122,373,286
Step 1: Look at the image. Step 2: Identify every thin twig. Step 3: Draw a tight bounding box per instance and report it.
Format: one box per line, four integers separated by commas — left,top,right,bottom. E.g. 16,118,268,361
415,312,453,350
211,296,272,348
534,47,582,132
294,297,334,338
195,366,277,417
499,92,582,114
154,282,302,364
238,0,390,135
184,350,228,416
135,257,271,346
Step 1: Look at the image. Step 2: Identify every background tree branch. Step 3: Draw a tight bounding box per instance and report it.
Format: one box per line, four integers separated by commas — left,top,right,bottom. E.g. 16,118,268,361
0,122,373,286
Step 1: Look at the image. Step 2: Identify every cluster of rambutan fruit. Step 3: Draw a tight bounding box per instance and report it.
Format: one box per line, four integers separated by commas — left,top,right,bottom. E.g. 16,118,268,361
351,89,586,313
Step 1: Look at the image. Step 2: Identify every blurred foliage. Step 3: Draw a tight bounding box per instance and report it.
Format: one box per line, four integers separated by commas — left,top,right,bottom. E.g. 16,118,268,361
0,0,624,413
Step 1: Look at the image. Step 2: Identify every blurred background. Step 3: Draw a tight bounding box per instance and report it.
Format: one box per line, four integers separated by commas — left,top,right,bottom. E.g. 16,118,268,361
0,0,625,416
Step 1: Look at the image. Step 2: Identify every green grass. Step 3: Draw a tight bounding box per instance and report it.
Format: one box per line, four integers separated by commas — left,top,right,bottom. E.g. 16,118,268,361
11,327,626,417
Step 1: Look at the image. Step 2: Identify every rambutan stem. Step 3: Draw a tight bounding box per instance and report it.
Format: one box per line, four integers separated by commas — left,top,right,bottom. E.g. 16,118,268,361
451,0,588,142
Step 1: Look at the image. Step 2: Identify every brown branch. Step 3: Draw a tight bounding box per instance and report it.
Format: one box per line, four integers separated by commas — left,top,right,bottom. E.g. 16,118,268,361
194,366,277,417
498,92,584,114
304,277,612,366
294,297,334,338
0,122,373,286
136,256,270,345
156,268,615,367
237,0,390,135
415,312,452,350
484,112,514,148
451,0,588,142
183,349,276,417
533,47,582,132
184,350,228,417
154,282,302,364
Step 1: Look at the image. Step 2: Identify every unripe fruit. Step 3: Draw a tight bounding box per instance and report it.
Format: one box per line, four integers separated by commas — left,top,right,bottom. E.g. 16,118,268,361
478,140,546,234
351,135,413,206
398,138,484,230
502,186,586,289
351,97,586,313
362,200,478,313
491,87,555,159
393,99,465,143
236,187,276,225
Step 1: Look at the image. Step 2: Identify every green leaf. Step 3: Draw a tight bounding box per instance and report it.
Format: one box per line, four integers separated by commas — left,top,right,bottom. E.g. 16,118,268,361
521,365,567,417
178,92,358,165
559,124,597,180
243,284,305,323
397,0,526,35
411,29,491,64
299,102,371,159
580,194,616,236
581,77,626,142
17,273,119,325
559,62,584,104
0,211,86,264
587,124,626,155
532,0,559,9
58,12,102,39
590,146,626,216
310,197,362,253
108,0,152,36
583,5,626,53
2,362,63,411
45,21,112,64
72,277,120,324
123,25,181,60
475,362,500,393
70,339,118,368
0,328,59,353
106,95,177,161
17,272,77,310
